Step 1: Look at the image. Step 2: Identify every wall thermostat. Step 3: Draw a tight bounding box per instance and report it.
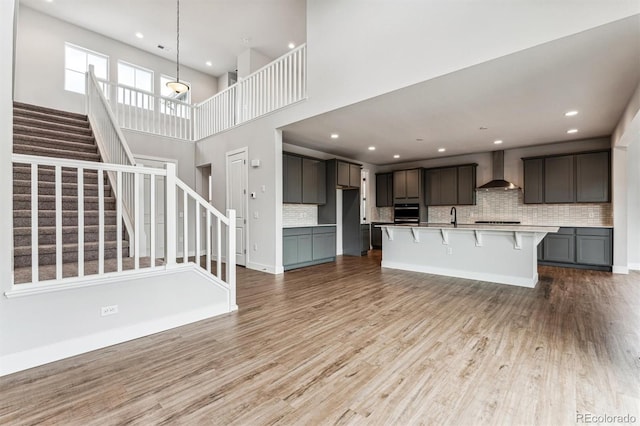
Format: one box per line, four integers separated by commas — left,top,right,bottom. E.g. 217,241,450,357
251,159,261,168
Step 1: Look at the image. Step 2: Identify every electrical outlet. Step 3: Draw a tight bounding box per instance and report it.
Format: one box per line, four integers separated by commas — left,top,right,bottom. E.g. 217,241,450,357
447,247,453,255
101,305,118,316
253,211,259,219
588,211,594,218
253,243,258,251
261,185,266,193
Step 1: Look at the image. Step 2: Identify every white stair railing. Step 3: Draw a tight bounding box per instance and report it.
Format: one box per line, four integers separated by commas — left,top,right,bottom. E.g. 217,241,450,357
86,66,137,247
9,156,237,311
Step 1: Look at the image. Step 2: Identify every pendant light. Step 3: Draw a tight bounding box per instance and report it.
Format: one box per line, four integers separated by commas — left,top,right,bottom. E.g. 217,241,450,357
166,0,189,94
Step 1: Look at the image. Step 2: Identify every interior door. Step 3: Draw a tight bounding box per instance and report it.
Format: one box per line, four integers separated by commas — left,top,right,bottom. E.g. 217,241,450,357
136,157,171,260
227,149,248,266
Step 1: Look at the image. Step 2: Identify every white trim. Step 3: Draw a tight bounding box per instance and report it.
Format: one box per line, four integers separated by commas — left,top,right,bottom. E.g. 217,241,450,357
225,147,249,266
628,262,640,271
0,302,230,377
381,260,537,288
247,261,280,275
5,264,199,298
612,265,629,274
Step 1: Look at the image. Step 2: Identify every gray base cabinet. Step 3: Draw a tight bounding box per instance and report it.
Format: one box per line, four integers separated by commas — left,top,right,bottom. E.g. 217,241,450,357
538,227,612,271
361,224,371,255
283,226,336,271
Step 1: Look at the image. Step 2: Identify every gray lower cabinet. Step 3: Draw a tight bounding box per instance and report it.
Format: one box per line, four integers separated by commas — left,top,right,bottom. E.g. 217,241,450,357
283,226,336,270
542,228,575,263
371,222,393,249
576,228,612,266
538,227,612,270
361,224,370,255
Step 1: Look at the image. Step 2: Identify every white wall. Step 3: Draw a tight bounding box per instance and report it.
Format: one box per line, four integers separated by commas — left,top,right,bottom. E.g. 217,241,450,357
612,81,640,271
305,0,640,117
14,6,218,114
0,0,17,353
237,48,273,79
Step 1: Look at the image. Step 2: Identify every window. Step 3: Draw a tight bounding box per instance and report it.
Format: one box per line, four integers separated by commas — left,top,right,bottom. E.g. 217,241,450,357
118,61,154,109
65,43,108,94
160,75,191,118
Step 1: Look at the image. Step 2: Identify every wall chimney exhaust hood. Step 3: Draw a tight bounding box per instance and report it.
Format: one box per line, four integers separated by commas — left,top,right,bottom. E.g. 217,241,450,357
477,150,520,191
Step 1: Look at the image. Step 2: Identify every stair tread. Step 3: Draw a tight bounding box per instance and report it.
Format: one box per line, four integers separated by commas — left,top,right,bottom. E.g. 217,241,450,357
14,116,93,135
13,180,102,188
13,144,100,158
14,224,118,233
13,132,96,147
13,210,117,216
14,240,130,255
13,102,88,120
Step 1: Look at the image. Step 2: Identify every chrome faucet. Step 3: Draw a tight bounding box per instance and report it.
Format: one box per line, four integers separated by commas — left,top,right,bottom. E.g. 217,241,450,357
450,206,457,228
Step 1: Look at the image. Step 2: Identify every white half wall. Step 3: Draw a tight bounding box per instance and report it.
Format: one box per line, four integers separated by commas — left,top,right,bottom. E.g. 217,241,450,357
14,6,218,114
0,266,232,376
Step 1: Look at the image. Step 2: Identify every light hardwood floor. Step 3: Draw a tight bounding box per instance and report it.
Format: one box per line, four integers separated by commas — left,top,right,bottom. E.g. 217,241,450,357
1,251,639,425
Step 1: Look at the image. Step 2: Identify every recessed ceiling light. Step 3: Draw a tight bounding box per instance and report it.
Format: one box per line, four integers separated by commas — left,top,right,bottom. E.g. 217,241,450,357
330,133,339,139
567,129,578,134
565,110,579,117
438,148,446,152
45,0,53,3
393,154,400,159
288,42,295,49
135,32,144,39
368,146,376,151
205,61,212,67
494,140,503,145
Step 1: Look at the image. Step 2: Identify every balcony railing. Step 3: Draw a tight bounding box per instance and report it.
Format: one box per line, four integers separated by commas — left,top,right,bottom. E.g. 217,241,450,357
91,44,307,142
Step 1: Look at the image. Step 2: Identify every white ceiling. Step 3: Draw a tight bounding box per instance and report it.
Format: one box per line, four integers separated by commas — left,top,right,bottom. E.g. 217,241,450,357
20,0,307,76
282,15,640,165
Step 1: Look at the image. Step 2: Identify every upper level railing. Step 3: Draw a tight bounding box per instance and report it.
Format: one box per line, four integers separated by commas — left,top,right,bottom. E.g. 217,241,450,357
195,43,307,139
8,155,236,310
90,44,307,142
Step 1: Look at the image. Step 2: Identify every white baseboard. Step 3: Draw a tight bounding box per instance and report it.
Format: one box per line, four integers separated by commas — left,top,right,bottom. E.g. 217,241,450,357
612,265,629,274
628,262,640,271
246,261,279,274
0,304,229,377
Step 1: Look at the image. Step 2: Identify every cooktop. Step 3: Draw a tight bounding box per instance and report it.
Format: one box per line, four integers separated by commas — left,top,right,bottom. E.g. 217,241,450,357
475,220,521,225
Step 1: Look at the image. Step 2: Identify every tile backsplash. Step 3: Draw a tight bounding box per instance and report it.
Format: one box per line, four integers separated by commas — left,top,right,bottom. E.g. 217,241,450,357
373,191,612,227
428,191,612,227
283,204,318,226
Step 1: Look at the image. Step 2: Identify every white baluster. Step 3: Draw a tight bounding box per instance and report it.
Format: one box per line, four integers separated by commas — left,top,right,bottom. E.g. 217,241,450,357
206,211,211,273
183,189,188,264
77,168,84,278
55,165,62,280
164,163,177,266
98,169,104,274
227,209,236,309
116,170,123,272
30,164,39,283
150,174,156,268
216,216,221,279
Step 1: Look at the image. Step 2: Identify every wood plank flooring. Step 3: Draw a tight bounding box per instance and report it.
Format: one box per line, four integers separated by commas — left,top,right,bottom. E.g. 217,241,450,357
1,251,639,425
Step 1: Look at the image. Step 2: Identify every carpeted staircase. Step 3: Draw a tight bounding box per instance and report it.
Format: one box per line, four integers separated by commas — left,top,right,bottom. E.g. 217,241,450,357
12,102,129,280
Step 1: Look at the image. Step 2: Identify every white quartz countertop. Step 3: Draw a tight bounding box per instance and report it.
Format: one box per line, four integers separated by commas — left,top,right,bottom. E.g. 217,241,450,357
283,224,337,228
378,223,560,233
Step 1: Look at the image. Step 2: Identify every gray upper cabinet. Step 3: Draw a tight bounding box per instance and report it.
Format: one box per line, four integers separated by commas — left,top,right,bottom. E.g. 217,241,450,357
302,158,326,204
544,155,575,203
336,160,361,188
523,150,610,204
457,165,476,205
394,169,421,202
425,164,476,206
283,154,302,203
283,153,326,205
523,158,544,204
375,173,393,207
576,151,610,202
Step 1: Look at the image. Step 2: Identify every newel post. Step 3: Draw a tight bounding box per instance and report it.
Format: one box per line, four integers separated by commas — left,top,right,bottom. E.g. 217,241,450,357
226,208,237,310
165,163,177,266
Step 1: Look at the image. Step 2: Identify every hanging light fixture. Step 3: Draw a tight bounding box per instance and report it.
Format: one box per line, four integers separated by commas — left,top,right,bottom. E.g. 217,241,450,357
166,0,190,94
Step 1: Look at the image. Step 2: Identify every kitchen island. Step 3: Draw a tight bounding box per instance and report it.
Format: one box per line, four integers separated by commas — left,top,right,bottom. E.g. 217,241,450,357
379,223,559,287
